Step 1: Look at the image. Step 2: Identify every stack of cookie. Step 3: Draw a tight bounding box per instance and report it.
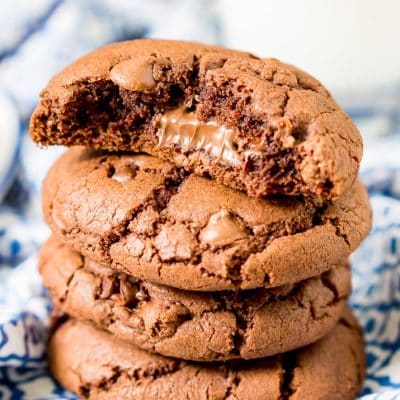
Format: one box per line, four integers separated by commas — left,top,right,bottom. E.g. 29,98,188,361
30,40,371,399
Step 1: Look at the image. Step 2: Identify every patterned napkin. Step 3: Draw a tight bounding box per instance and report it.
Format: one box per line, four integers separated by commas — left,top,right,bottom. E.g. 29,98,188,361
1,1,400,398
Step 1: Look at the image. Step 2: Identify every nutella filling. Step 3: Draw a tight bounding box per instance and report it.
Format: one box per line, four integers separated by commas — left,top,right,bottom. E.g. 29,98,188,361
156,106,241,165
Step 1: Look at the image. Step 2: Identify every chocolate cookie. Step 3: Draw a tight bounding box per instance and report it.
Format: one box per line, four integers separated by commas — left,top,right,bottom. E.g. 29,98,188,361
40,236,350,361
30,39,362,200
43,147,371,291
48,308,365,400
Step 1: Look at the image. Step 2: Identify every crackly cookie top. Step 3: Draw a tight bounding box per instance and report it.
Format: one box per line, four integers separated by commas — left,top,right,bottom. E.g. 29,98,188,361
48,308,365,400
30,39,362,199
40,236,350,361
42,147,371,291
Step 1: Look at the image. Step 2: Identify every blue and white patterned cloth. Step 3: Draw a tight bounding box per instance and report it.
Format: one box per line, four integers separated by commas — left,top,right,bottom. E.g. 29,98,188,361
0,1,400,398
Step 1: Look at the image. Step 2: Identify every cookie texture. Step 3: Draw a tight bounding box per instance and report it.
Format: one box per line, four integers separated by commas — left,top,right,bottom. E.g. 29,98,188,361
48,308,365,400
43,147,371,291
30,39,362,200
40,236,350,361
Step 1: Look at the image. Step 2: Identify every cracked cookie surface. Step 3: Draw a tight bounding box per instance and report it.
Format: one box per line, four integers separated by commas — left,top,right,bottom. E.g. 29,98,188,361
30,39,362,200
48,307,365,400
42,147,371,291
40,236,350,361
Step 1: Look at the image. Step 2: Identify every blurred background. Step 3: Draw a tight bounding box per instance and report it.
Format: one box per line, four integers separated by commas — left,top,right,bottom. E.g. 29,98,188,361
0,0,399,398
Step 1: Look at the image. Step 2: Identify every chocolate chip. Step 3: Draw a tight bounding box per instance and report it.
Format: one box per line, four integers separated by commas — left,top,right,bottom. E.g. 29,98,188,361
111,164,138,183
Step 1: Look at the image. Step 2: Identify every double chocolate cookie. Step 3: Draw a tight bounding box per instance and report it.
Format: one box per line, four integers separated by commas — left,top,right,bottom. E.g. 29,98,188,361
30,39,362,200
48,308,365,400
40,236,350,361
43,147,371,291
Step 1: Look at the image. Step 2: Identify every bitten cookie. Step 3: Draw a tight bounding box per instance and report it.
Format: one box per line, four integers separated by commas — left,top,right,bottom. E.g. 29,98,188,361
40,236,350,361
42,147,371,291
48,308,365,400
30,39,362,200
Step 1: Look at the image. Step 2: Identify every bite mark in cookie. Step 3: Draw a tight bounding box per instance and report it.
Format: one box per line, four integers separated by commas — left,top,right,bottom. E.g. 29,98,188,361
30,39,362,200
